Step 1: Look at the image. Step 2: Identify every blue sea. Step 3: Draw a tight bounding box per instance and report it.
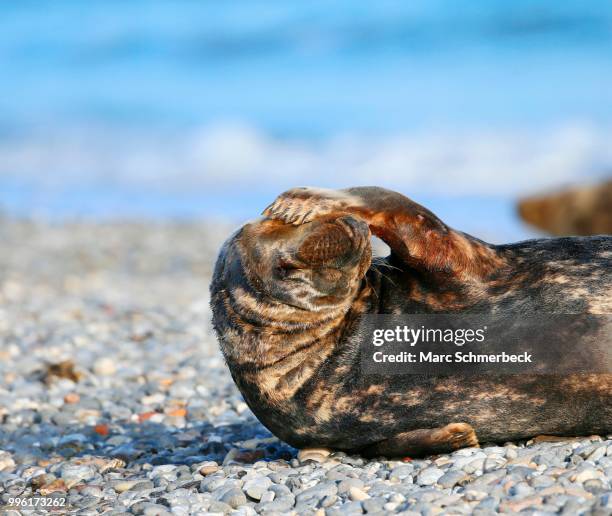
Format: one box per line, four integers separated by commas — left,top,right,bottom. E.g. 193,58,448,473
2,0,612,242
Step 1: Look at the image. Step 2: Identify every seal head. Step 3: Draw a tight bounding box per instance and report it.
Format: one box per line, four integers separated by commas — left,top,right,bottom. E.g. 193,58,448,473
226,214,372,312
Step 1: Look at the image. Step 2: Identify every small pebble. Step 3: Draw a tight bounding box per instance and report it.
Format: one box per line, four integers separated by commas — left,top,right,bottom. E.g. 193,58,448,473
93,357,117,376
416,467,444,486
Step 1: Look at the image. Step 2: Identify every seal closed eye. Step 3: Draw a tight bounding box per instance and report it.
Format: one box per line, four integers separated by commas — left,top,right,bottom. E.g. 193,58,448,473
211,186,612,457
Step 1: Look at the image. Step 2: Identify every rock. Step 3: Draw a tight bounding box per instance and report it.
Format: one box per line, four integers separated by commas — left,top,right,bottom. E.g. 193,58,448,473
295,481,338,505
509,482,534,497
80,486,103,497
583,478,605,494
58,433,89,451
44,360,82,383
243,476,272,501
349,486,370,501
464,489,487,501
389,465,413,481
344,500,368,514
505,447,519,460
258,496,295,513
597,492,612,510
60,464,96,488
269,484,292,498
98,458,126,473
572,468,602,483
114,480,143,493
298,448,332,463
362,497,386,513
93,357,117,376
530,475,555,489
416,467,444,486
338,478,364,494
208,501,232,513
220,487,247,508
259,490,275,504
587,446,607,462
196,461,219,476
141,393,165,405
0,452,16,472
437,470,468,488
110,444,142,462
476,496,499,511
2,475,26,496
499,495,544,513
63,392,80,404
463,458,485,474
320,494,337,508
200,476,227,493
31,473,56,490
130,502,171,516
39,479,67,495
150,464,177,477
131,480,154,491
483,457,506,472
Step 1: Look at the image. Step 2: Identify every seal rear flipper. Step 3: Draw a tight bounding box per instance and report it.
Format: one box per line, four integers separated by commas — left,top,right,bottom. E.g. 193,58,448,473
359,422,478,458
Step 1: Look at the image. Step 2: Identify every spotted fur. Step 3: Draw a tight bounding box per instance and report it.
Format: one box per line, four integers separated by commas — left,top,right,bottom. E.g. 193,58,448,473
211,186,612,456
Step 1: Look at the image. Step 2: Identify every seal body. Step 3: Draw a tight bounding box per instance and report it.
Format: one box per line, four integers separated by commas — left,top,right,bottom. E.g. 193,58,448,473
518,179,612,236
210,186,612,456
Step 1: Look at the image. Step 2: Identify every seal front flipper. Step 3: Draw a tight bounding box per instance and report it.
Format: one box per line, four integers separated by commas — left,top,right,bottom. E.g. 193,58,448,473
264,186,507,281
263,186,363,225
359,422,479,458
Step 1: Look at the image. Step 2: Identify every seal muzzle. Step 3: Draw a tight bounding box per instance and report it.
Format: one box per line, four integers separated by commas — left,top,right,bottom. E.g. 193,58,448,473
296,222,354,266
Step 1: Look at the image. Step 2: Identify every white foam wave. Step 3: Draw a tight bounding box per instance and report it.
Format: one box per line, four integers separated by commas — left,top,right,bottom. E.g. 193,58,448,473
1,122,610,197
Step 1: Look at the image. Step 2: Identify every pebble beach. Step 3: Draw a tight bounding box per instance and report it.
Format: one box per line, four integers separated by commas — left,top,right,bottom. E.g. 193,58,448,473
0,217,611,515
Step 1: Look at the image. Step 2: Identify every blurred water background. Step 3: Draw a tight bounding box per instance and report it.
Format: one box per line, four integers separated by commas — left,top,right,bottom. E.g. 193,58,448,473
2,0,612,242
